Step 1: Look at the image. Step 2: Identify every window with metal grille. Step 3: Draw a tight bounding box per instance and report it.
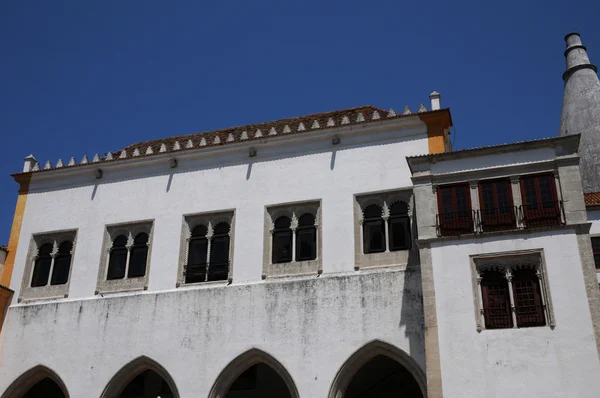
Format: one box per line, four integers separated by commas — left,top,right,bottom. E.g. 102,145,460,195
107,235,128,280
363,204,385,254
208,222,230,281
186,225,208,283
478,179,515,231
512,268,546,327
272,216,293,263
480,270,513,329
296,213,316,261
388,202,411,251
128,233,149,278
437,184,472,235
591,237,600,270
106,232,150,281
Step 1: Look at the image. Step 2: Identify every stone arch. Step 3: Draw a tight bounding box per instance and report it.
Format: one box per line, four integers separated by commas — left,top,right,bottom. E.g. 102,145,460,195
328,340,427,398
100,355,179,398
208,348,299,398
1,365,69,398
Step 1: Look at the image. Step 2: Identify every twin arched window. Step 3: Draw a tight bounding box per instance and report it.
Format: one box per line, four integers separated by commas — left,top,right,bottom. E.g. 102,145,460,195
185,222,230,283
272,213,316,264
363,202,411,254
107,232,149,280
31,240,73,287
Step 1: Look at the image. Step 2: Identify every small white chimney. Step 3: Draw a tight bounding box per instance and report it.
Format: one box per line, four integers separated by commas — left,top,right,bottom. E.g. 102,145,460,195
429,91,441,111
23,154,37,173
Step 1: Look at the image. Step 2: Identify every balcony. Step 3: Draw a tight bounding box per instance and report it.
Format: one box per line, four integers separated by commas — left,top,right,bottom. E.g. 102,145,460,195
436,201,564,237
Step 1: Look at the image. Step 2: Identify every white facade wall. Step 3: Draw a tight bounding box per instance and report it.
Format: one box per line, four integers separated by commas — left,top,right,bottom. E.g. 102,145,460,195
431,231,600,397
0,124,430,396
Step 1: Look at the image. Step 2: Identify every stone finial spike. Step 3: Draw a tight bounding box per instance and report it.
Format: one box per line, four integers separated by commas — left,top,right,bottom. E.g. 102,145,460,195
356,113,365,122
119,150,127,159
200,137,207,146
417,104,427,113
269,127,277,136
23,154,37,172
44,160,52,170
81,155,89,164
227,133,235,142
92,154,100,163
32,162,40,171
105,152,113,161
145,146,153,155
255,129,263,138
132,148,140,157
311,120,320,129
387,108,396,117
213,136,221,144
326,118,335,127
240,131,249,140
372,111,380,120
56,159,64,168
297,122,306,131
173,141,181,151
159,144,167,153
403,106,412,115
341,116,350,125
282,125,291,133
68,157,76,166
186,139,194,149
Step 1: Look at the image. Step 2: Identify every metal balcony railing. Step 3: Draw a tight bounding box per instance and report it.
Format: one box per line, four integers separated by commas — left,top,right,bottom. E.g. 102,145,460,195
436,201,564,237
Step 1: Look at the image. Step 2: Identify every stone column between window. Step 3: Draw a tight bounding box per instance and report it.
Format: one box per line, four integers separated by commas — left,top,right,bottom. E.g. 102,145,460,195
505,269,518,328
552,170,565,223
124,238,133,277
469,181,480,233
509,176,523,228
291,225,297,263
383,215,390,252
205,227,213,281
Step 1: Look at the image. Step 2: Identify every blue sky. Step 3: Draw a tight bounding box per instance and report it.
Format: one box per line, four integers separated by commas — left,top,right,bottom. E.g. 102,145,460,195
0,0,598,244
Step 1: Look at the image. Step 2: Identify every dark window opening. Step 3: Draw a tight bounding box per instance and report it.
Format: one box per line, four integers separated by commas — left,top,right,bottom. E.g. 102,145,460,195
229,365,258,391
512,268,546,328
481,270,513,329
107,235,128,280
128,233,149,278
296,213,316,261
50,241,72,285
226,363,291,398
186,225,208,283
592,237,600,270
31,243,53,287
272,216,293,263
478,179,515,231
388,202,411,251
437,184,473,236
363,205,385,254
119,370,173,398
520,174,561,227
208,222,230,281
23,377,65,398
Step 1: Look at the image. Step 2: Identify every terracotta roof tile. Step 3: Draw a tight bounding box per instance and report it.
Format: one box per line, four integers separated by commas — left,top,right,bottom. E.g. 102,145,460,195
585,192,600,206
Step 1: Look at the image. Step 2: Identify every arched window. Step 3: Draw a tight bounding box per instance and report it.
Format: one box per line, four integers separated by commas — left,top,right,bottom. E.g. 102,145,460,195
31,243,53,287
107,235,128,280
388,202,411,251
186,225,208,284
480,270,512,329
363,205,385,254
208,222,230,281
296,213,316,261
272,216,293,263
128,233,149,278
50,241,73,285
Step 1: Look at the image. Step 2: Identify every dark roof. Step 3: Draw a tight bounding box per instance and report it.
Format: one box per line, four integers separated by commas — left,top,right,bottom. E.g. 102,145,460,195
14,105,450,176
584,192,600,207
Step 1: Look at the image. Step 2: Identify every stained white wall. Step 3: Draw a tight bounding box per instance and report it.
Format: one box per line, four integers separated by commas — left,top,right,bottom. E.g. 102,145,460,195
0,124,430,396
431,230,600,398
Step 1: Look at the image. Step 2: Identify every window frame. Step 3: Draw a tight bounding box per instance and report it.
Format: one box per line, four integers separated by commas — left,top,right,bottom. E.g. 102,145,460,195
470,249,555,332
519,173,561,227
354,189,414,270
477,178,516,232
177,210,235,287
263,200,321,278
19,229,77,302
436,183,473,236
591,236,600,270
96,220,154,294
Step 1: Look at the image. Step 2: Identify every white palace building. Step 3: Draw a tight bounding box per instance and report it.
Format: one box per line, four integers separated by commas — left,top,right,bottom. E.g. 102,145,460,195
0,33,599,398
